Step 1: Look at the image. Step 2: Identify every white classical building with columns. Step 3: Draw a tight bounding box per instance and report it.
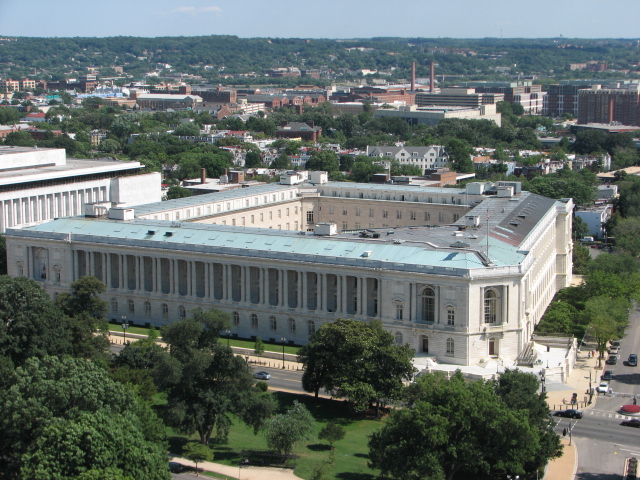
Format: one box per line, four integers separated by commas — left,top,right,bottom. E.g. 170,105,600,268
5,181,573,367
0,145,161,233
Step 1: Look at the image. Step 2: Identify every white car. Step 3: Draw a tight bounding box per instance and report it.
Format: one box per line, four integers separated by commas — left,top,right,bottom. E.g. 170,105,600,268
609,346,620,355
253,371,271,380
596,382,610,394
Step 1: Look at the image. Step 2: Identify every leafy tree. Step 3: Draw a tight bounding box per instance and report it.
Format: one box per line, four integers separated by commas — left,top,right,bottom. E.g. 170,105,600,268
56,276,108,320
306,150,339,172
271,153,291,169
536,301,579,334
0,356,169,480
173,122,201,137
445,138,474,173
264,401,315,456
370,371,561,480
572,243,591,275
572,216,589,240
3,131,36,147
299,319,415,411
254,337,265,357
613,217,640,256
584,296,629,366
99,138,120,153
318,421,345,451
166,185,193,200
0,276,73,366
348,156,386,183
158,310,275,445
244,150,262,168
182,442,213,477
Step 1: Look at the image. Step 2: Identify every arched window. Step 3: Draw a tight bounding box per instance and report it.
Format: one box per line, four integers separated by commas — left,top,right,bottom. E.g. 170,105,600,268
269,316,277,331
289,318,296,333
111,298,118,313
446,338,455,355
144,301,151,317
421,287,435,322
251,314,258,329
395,332,403,345
128,299,135,315
233,311,240,326
179,305,186,319
162,304,168,318
308,320,316,334
484,290,497,324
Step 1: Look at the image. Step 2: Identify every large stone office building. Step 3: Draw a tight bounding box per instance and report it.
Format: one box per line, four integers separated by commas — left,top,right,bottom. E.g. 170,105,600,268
5,181,573,367
0,146,161,233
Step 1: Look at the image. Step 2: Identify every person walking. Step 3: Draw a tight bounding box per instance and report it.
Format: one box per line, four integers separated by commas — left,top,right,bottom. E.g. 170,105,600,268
562,428,567,437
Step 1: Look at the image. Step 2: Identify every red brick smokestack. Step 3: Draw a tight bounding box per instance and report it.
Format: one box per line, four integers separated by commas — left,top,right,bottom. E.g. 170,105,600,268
411,62,416,92
609,98,615,123
430,62,435,92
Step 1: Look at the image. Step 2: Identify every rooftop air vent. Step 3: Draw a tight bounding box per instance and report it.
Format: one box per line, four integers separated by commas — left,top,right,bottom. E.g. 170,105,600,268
147,230,156,235
164,232,174,237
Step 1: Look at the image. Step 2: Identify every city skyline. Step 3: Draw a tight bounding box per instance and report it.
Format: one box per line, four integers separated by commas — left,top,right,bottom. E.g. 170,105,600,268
1,0,639,40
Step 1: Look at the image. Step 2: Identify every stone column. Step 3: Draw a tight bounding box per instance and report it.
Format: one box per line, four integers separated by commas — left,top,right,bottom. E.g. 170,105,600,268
360,276,367,316
340,275,347,314
299,272,305,309
502,286,508,324
225,264,232,301
320,273,327,312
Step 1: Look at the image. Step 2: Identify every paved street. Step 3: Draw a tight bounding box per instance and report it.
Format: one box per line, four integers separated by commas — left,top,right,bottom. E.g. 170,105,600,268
571,304,640,479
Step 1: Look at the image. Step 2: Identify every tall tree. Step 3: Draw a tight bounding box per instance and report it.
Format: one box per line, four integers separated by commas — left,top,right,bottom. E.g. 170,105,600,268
299,319,415,411
158,309,275,445
370,371,561,480
264,401,315,456
0,356,169,480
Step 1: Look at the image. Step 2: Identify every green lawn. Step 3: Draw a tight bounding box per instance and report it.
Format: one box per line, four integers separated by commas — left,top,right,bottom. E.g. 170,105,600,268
163,392,383,480
109,324,301,355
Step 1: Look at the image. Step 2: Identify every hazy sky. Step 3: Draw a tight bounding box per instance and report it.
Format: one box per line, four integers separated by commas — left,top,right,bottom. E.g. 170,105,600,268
1,0,639,39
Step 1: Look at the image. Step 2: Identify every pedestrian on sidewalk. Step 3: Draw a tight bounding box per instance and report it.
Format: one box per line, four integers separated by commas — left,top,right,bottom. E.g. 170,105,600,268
562,428,567,437
634,397,637,406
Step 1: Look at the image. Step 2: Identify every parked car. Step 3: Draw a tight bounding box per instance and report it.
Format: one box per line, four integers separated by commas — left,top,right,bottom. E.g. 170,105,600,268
609,346,620,355
629,354,638,367
611,340,621,348
621,419,640,428
554,409,584,419
597,382,610,394
253,371,271,380
169,462,185,473
606,355,619,365
601,371,614,381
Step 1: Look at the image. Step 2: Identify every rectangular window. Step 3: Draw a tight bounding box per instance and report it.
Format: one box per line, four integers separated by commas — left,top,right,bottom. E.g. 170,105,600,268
355,222,361,229
355,207,361,217
251,215,255,224
447,309,455,326
269,212,273,220
453,214,460,222
425,212,431,221
439,213,444,222
307,211,314,223
342,222,348,230
329,206,334,214
383,210,388,219
260,213,264,222
278,210,281,218
396,210,402,219
343,208,348,215
396,305,403,320
410,211,416,220
286,208,290,216
369,208,374,217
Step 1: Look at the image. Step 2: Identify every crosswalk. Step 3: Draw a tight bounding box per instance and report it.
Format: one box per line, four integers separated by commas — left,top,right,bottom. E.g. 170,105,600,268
587,410,640,421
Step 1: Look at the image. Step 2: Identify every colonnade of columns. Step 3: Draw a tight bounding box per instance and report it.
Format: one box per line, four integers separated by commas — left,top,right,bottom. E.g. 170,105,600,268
0,186,107,232
73,249,382,318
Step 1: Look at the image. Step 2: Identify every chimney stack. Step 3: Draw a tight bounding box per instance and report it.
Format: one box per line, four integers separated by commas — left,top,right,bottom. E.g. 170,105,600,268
430,62,435,92
411,62,416,92
201,168,206,184
609,98,615,123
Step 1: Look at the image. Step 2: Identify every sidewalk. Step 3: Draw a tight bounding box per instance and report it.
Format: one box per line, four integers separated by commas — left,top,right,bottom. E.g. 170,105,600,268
543,346,600,480
170,455,302,480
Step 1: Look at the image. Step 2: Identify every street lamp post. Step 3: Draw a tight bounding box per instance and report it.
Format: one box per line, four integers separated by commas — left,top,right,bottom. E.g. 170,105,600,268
121,316,128,344
281,337,286,369
225,329,230,347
